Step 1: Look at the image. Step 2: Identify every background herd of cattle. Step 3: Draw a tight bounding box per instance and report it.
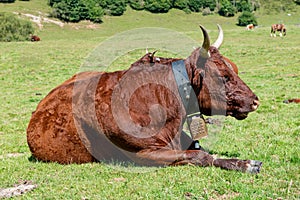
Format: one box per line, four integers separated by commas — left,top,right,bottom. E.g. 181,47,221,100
245,23,287,37
30,23,287,42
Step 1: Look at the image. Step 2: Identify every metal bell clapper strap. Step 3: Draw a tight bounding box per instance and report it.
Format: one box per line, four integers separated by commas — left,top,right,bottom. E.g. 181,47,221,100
171,60,208,150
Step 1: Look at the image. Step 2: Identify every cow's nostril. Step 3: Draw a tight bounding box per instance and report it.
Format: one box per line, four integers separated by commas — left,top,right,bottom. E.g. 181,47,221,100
252,100,260,110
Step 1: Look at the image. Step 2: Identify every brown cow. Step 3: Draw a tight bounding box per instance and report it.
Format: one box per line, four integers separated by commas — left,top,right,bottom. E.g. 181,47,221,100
30,35,40,42
283,98,300,104
27,25,261,173
246,24,254,30
271,24,286,37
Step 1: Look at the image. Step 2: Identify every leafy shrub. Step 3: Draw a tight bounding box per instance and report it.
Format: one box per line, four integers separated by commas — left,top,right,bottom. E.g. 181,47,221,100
48,0,62,7
218,0,236,17
0,0,15,2
237,11,258,26
188,0,202,12
202,7,212,15
129,0,145,10
173,0,189,10
87,4,104,23
52,0,84,22
144,0,172,13
51,0,104,23
99,0,127,16
236,0,252,12
202,0,216,11
0,12,34,42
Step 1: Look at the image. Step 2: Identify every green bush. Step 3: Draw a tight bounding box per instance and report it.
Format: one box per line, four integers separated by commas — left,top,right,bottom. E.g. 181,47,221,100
202,0,216,11
187,0,215,12
0,0,15,2
173,0,189,10
144,0,172,13
52,0,82,22
0,12,34,42
218,0,236,17
188,0,202,12
236,0,252,12
237,11,258,26
48,0,62,7
100,0,127,16
129,0,145,10
87,4,104,23
51,0,104,23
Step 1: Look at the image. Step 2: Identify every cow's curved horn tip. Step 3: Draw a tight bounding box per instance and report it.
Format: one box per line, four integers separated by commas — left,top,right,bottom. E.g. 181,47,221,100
198,25,210,50
212,24,224,49
216,24,222,31
198,24,206,31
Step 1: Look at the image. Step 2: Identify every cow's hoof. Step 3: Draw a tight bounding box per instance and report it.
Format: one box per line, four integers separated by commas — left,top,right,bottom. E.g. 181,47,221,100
246,160,262,174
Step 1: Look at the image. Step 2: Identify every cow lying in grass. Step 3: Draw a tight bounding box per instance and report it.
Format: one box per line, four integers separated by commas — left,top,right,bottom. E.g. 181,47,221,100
246,24,254,30
30,35,40,42
283,98,300,104
27,25,262,173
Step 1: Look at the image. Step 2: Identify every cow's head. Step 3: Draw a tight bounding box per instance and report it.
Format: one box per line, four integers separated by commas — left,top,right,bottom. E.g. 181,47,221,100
283,27,287,36
187,25,259,120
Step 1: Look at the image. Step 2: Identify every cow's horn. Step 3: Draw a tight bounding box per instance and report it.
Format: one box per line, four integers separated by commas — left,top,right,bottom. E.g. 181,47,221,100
212,24,223,49
199,25,210,59
197,25,210,69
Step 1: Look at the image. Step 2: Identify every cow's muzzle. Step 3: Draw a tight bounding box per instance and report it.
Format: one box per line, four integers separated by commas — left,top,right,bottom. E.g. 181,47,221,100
229,98,260,120
251,99,260,111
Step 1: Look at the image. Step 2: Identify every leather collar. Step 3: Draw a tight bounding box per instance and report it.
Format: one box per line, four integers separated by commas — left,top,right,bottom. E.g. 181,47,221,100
171,60,200,116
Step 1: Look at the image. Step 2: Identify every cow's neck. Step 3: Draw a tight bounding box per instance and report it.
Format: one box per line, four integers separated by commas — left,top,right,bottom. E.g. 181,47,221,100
172,57,201,116
184,48,204,93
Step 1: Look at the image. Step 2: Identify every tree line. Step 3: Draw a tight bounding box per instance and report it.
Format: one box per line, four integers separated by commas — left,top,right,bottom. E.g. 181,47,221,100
47,0,262,23
48,0,300,24
1,0,299,24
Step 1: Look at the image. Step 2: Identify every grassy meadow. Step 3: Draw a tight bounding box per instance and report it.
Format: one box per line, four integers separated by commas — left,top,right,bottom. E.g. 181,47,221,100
0,0,300,199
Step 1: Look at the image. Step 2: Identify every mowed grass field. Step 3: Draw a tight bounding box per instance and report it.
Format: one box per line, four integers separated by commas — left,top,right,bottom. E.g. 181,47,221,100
0,1,300,199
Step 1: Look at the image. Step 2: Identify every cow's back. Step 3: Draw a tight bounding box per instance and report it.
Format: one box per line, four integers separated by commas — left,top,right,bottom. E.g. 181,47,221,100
27,71,107,163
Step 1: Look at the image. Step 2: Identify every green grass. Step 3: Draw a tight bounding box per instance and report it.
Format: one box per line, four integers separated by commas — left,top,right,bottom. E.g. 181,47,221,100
0,1,300,199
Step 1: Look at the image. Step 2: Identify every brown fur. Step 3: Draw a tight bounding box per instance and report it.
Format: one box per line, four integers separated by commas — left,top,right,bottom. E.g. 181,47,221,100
271,24,286,37
27,31,261,172
246,24,254,30
31,35,40,42
283,98,300,104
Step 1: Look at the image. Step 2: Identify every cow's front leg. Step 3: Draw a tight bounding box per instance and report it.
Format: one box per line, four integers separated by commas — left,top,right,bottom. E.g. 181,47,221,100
173,150,262,173
212,158,262,173
136,149,214,167
137,149,262,173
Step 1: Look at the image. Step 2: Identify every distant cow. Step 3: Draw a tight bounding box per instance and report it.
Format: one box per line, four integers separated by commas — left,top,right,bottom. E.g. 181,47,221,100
27,25,261,173
31,35,40,42
283,98,300,104
271,24,286,37
246,24,254,30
